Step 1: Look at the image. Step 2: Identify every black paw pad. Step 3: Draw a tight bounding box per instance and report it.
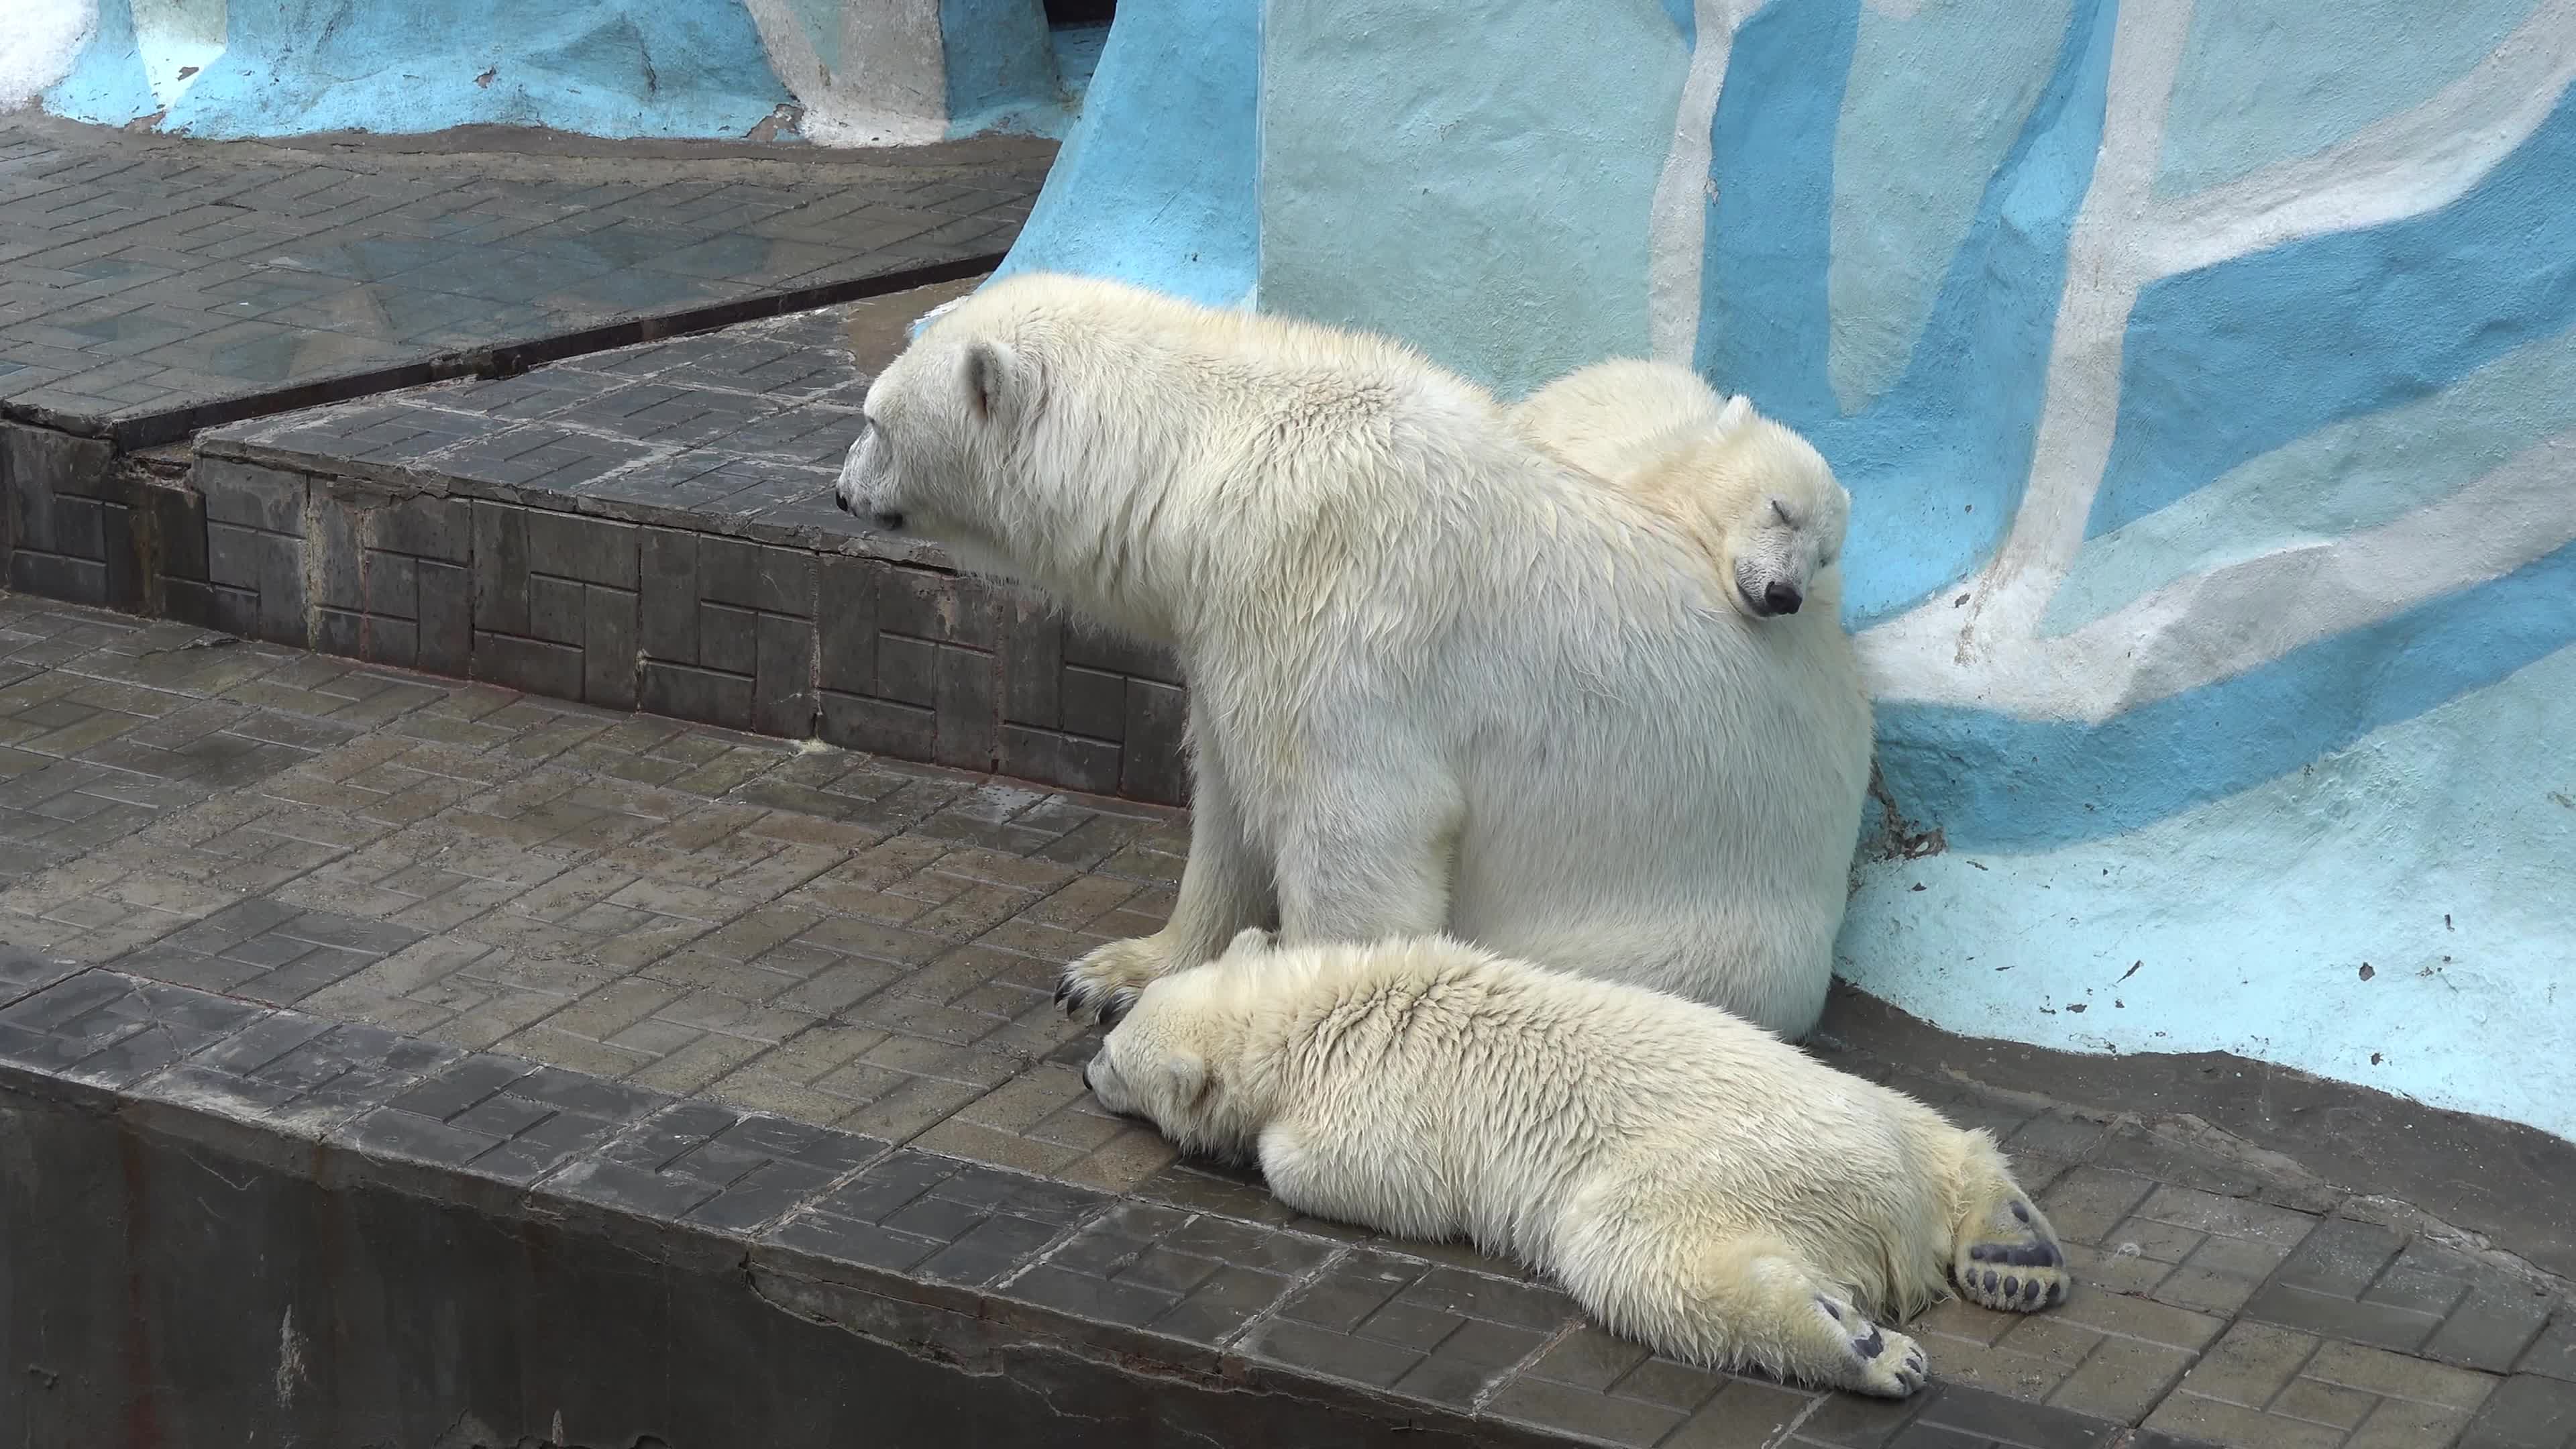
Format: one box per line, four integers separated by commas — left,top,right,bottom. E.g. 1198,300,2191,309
1981,1269,1999,1292
1853,1327,1884,1359
2021,1277,2043,1305
2010,1200,2032,1224
2046,1280,2068,1307
2002,1275,2021,1299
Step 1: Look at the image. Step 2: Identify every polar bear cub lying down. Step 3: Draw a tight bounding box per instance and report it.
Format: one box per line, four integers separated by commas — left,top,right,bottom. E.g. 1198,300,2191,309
1511,358,1849,621
1085,930,2070,1399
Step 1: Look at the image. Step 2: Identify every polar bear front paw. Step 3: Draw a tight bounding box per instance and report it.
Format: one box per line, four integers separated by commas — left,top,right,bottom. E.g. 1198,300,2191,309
1955,1195,2071,1312
1815,1294,1928,1399
1056,936,1178,1025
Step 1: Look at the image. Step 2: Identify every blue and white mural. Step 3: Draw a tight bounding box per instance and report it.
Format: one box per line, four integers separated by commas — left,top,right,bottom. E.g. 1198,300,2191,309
12,0,1092,144
1004,0,2576,1138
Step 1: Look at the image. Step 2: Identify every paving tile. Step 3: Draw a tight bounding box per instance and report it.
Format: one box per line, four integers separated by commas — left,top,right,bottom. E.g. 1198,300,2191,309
2142,1392,2345,1449
2426,1285,2559,1375
1483,1373,1684,1448
2045,1332,2194,1424
0,117,1048,438
2304,1339,2501,1411
2517,1313,2576,1383
2347,1396,2479,1449
547,1099,886,1234
2169,1320,2322,1408
2459,1374,2576,1449
766,1146,1104,1289
332,1047,670,1185
0,969,266,1088
1657,1378,1819,1448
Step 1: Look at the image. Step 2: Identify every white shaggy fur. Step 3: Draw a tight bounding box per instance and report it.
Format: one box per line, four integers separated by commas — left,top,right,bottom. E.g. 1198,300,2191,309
1510,358,1852,621
1085,930,2071,1397
834,273,1873,1037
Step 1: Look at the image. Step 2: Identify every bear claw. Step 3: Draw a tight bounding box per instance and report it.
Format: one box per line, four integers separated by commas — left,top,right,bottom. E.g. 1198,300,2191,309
1816,1296,1925,1398
1057,938,1174,1026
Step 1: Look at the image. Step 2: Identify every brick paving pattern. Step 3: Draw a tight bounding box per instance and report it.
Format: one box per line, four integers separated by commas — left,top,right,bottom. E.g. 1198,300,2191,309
14,281,1195,803
0,114,1049,443
201,290,951,554
0,592,2570,1448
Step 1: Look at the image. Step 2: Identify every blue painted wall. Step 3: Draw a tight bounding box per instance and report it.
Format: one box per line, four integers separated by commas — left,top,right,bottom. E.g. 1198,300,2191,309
989,0,1259,307
49,0,794,138
35,0,1079,142
1259,0,1688,394
989,0,2576,1138
940,0,1066,138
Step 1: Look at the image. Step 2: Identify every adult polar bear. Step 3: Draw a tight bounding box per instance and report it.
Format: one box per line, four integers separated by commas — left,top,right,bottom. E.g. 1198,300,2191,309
834,274,1873,1037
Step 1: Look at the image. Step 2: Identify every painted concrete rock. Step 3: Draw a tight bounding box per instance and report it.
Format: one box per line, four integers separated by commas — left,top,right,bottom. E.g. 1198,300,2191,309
28,0,1083,144
1000,0,2576,1139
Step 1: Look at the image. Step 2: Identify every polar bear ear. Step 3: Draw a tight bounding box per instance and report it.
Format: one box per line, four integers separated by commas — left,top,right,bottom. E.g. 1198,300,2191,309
961,339,1026,427
1155,1053,1212,1112
1715,394,1756,431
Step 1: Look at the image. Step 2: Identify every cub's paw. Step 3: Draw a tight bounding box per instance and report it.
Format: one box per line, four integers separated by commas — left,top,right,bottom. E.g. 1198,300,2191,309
1055,936,1177,1026
1816,1295,1927,1399
1955,1196,2071,1312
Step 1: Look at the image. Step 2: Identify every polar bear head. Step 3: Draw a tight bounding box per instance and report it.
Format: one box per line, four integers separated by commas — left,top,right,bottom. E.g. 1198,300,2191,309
831,272,1197,637
833,279,1044,569
1081,928,1285,1159
1642,397,1849,621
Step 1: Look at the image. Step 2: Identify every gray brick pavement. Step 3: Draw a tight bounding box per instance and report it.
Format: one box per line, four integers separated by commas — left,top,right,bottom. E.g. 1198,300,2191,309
162,278,1193,803
0,115,1049,443
0,592,2566,1448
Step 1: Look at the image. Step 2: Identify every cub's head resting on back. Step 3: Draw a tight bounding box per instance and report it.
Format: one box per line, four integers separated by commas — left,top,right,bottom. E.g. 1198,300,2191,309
1645,400,1849,621
1513,359,1849,621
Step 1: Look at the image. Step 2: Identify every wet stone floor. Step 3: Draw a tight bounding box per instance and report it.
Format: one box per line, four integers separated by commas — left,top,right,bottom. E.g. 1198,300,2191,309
1,593,2571,1449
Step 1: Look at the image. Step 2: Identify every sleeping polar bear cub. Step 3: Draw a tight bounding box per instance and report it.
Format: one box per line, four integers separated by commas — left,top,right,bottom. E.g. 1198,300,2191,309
1511,358,1850,621
834,272,1873,1038
1086,930,2070,1397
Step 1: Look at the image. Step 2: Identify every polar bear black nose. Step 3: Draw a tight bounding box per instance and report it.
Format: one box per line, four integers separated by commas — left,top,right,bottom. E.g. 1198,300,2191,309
833,491,853,514
1764,582,1803,615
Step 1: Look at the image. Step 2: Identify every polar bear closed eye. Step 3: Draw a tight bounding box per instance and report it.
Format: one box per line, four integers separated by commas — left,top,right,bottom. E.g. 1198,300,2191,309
1511,358,1849,620
1085,932,2069,1398
834,273,1873,1040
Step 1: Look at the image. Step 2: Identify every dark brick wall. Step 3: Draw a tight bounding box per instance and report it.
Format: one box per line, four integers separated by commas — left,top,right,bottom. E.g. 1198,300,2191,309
7,435,1192,807
1,422,131,607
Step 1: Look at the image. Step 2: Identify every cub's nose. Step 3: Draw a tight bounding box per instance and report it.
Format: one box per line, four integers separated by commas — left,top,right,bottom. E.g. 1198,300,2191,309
833,490,853,514
1763,581,1803,615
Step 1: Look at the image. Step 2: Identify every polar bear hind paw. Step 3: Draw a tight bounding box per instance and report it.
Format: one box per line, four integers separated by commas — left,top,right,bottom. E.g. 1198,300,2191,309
1056,936,1172,1026
1815,1294,1927,1398
1954,1195,2070,1312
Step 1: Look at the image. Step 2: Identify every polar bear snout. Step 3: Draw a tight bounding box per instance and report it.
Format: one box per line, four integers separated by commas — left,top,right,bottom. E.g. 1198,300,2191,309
827,488,904,531
1735,569,1805,619
833,420,911,533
